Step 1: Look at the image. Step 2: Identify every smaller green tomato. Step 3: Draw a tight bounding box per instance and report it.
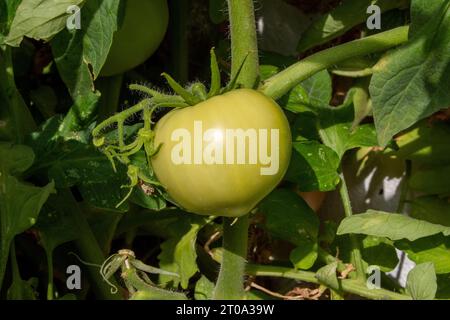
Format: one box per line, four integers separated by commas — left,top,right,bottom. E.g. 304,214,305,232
100,0,169,77
151,89,292,217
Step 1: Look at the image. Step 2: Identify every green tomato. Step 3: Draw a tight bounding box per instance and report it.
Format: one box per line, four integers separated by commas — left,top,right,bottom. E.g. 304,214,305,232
100,0,169,77
151,89,292,217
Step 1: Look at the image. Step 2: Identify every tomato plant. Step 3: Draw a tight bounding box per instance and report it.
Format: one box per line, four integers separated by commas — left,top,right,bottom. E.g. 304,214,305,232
1,0,450,305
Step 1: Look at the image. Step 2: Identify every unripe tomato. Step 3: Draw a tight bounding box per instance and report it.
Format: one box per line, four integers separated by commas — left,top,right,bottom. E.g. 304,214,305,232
151,89,292,217
100,0,169,77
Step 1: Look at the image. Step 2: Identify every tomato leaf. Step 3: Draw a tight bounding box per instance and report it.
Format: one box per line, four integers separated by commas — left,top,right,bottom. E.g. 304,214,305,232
0,143,55,288
285,141,340,192
337,210,450,241
259,189,319,244
5,0,85,46
388,122,450,165
158,215,209,289
370,2,450,146
51,0,121,99
361,236,399,272
396,235,450,274
289,240,318,270
317,102,379,159
406,262,437,300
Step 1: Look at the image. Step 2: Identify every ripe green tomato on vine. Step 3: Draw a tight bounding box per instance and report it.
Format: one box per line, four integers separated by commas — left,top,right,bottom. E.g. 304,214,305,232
151,89,292,217
100,0,169,77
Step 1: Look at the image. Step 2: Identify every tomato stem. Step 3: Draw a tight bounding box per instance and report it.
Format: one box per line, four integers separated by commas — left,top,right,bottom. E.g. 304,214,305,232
212,216,249,299
227,0,259,89
169,0,189,84
246,264,411,300
260,26,410,100
339,170,366,282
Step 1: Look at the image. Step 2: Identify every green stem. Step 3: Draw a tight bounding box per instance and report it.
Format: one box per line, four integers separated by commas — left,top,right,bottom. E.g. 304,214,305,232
46,250,54,300
169,0,189,84
53,189,120,300
260,26,409,100
246,264,411,300
227,0,259,88
339,170,366,281
212,216,249,300
96,74,123,122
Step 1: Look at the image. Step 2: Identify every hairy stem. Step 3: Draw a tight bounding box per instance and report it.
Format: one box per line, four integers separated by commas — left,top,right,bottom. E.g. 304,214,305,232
46,250,54,300
213,216,249,299
339,170,366,281
261,26,409,100
246,264,411,300
227,0,259,88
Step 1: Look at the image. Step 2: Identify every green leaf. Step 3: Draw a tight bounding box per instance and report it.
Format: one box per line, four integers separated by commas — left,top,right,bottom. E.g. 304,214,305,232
5,0,85,46
337,210,450,241
0,0,21,39
406,262,437,300
36,203,79,254
361,236,399,272
194,275,215,300
370,2,450,146
409,0,448,37
0,144,55,287
259,189,320,244
289,240,318,270
395,235,450,274
51,0,121,98
285,141,340,192
315,261,339,291
283,70,332,112
297,0,409,52
409,165,450,195
389,122,450,165
158,215,209,289
410,196,450,227
317,102,379,159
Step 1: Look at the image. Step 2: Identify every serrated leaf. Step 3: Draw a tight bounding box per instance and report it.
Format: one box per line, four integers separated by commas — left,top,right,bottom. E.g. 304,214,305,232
5,0,85,46
259,189,319,244
406,262,437,300
158,215,209,289
51,0,121,98
370,2,450,146
337,210,450,241
285,141,340,192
